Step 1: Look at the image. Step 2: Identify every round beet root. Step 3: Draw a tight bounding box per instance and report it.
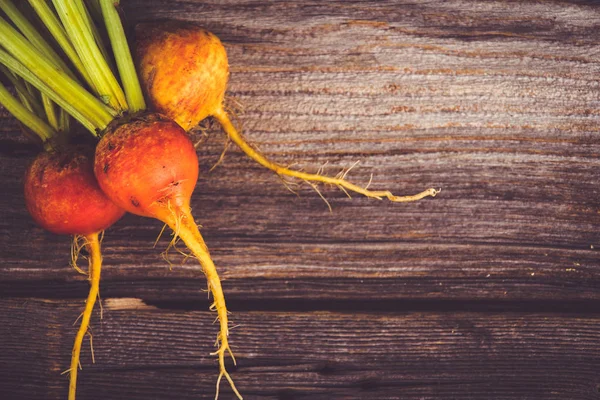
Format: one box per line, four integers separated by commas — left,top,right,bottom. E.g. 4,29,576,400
24,147,125,236
94,113,198,219
136,22,229,131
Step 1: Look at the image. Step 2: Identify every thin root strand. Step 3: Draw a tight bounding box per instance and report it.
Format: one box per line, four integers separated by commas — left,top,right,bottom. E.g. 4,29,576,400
212,340,242,400
158,209,242,400
214,108,439,205
305,180,332,212
70,235,88,276
68,232,102,400
209,138,232,172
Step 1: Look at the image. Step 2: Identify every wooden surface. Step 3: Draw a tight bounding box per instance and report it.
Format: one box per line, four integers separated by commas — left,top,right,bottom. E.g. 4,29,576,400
1,0,599,399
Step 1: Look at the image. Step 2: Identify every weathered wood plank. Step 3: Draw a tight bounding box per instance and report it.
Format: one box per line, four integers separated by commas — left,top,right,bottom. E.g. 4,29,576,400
1,236,600,301
2,2,600,400
1,298,599,400
0,0,599,301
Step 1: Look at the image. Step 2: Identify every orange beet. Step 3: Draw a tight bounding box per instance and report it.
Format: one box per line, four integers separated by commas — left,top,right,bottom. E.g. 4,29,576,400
94,113,241,399
24,147,125,236
136,23,228,131
94,113,198,219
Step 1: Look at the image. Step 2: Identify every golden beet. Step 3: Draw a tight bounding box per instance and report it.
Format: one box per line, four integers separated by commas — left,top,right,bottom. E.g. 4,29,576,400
94,113,198,218
24,147,125,236
136,23,229,131
94,113,242,399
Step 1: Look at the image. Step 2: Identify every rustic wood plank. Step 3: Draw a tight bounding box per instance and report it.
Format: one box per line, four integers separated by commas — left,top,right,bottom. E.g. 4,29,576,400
2,235,600,301
1,298,599,400
2,2,600,400
0,0,599,300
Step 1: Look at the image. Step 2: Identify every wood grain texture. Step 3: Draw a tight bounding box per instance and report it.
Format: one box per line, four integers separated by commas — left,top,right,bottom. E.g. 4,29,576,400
1,0,598,300
0,0,600,399
2,298,600,400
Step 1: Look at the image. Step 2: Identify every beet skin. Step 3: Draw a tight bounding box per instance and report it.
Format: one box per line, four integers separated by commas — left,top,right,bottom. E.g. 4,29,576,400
136,22,229,131
94,113,199,219
24,147,125,236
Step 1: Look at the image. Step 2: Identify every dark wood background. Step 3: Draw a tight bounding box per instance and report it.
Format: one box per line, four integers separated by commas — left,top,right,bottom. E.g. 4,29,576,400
1,1,599,399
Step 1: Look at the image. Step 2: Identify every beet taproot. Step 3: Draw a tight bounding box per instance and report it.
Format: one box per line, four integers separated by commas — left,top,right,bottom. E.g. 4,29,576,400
94,113,241,399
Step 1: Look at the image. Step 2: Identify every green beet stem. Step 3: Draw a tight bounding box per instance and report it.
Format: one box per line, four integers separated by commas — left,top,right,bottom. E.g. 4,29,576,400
0,80,56,144
100,0,146,112
58,108,71,135
41,93,59,130
26,0,96,90
0,66,44,117
52,0,127,112
0,46,108,134
0,0,77,79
